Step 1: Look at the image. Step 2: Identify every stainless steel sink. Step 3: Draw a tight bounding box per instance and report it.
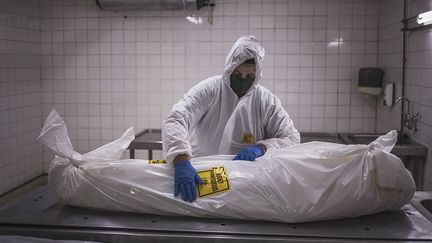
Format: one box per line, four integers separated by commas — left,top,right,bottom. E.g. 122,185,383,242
340,133,413,145
341,133,384,144
300,132,344,144
338,133,427,157
412,191,432,222
300,132,427,156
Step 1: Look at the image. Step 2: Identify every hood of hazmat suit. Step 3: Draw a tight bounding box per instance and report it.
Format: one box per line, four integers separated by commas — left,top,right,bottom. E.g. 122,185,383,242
162,35,300,163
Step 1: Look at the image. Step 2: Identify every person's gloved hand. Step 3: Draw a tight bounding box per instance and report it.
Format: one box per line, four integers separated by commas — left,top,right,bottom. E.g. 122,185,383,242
174,160,204,202
233,144,265,161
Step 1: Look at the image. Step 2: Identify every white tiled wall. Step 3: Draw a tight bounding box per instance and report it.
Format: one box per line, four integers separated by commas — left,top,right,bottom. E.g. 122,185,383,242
40,0,380,167
3,0,429,193
0,0,43,195
377,0,432,189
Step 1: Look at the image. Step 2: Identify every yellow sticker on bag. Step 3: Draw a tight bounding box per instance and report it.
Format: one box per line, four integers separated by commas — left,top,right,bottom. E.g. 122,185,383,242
242,133,254,144
197,166,230,197
148,160,167,164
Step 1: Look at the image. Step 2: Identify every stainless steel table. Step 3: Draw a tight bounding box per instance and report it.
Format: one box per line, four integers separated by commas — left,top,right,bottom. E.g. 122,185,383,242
1,186,432,242
126,131,345,160
128,129,162,159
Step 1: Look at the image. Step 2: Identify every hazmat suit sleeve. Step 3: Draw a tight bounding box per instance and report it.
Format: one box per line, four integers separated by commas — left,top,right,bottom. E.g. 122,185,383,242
162,80,215,163
257,93,300,149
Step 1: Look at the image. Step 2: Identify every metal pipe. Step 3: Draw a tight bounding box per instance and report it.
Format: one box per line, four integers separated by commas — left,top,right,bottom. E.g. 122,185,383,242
401,0,407,133
395,96,411,115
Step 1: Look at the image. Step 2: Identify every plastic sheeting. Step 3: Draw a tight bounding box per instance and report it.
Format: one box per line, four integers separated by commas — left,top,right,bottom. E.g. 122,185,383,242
39,109,416,223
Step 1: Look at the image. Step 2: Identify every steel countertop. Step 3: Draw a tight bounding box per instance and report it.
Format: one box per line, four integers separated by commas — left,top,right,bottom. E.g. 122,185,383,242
1,186,432,242
126,130,346,152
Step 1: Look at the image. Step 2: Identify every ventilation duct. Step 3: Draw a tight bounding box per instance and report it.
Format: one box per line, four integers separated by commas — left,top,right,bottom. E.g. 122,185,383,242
95,0,209,11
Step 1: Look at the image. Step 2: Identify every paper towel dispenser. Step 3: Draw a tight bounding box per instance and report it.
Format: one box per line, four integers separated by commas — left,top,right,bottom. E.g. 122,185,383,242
96,0,209,11
358,68,384,96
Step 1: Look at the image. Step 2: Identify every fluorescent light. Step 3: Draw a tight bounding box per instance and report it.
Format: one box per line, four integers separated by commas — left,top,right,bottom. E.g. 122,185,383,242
186,15,203,25
327,38,344,48
417,10,432,25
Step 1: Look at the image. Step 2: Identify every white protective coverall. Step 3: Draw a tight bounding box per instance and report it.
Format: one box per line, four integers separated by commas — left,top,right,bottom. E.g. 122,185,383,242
162,35,300,162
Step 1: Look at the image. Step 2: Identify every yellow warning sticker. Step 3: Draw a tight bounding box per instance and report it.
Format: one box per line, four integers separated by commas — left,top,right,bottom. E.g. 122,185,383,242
148,159,167,164
242,133,254,144
197,166,230,197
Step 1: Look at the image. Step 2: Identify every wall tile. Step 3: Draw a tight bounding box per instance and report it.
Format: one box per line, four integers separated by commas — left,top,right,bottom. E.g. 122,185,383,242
377,0,432,189
0,0,43,195
34,1,380,171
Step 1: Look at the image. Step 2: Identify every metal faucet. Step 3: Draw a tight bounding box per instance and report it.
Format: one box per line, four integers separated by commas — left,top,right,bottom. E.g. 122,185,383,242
395,96,420,132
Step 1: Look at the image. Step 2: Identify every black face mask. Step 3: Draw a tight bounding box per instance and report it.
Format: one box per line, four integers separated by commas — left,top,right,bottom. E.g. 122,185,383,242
230,74,255,98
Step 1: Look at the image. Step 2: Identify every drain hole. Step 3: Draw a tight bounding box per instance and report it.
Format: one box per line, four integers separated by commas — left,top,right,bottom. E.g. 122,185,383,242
33,199,38,202
38,196,43,199
220,223,226,226
151,220,156,223
292,226,298,229
83,217,89,220
364,228,370,231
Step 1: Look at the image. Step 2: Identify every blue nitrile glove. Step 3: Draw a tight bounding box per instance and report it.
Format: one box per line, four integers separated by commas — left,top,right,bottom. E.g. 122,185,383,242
174,160,204,202
233,144,265,161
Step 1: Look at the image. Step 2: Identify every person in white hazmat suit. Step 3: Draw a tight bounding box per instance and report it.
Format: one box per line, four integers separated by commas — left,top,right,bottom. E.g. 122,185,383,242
162,35,300,203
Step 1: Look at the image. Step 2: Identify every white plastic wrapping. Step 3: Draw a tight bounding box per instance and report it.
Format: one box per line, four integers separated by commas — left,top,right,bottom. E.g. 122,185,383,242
39,109,416,223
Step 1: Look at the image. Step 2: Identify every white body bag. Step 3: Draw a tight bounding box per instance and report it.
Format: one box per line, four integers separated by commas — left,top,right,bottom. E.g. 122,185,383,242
38,109,416,223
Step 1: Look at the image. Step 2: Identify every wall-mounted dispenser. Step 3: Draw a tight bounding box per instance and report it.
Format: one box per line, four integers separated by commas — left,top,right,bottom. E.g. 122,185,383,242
382,83,394,107
358,68,384,96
